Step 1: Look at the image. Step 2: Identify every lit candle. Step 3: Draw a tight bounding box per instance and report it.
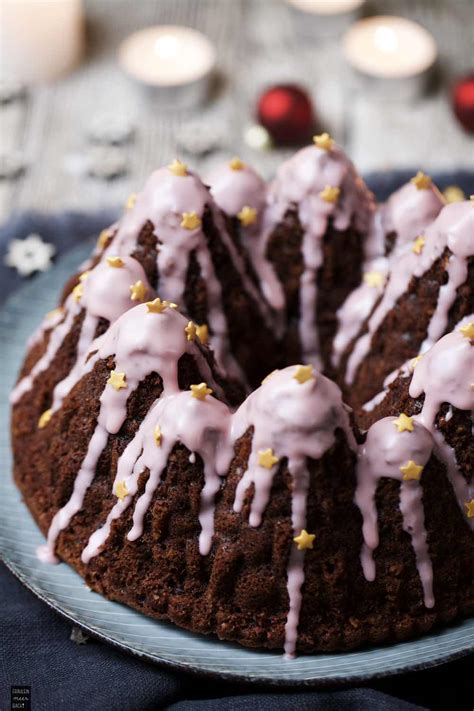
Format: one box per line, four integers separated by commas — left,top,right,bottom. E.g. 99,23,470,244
285,0,366,36
0,0,83,84
118,26,216,108
343,16,437,89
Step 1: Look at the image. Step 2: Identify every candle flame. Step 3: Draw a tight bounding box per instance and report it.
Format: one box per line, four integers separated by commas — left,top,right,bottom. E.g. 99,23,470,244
373,25,399,53
153,34,180,60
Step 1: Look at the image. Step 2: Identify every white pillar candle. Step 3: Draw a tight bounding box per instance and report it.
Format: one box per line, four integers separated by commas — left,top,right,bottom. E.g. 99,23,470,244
0,0,83,84
118,26,216,108
343,16,437,79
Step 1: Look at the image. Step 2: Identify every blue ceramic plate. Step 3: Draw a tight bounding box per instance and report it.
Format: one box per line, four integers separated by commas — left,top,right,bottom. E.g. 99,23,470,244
1,235,473,687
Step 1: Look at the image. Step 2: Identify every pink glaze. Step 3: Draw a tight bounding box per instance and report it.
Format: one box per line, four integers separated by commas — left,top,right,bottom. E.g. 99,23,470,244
207,160,286,319
208,161,266,218
410,323,474,524
332,257,388,368
11,295,81,405
51,256,152,412
104,166,271,380
355,416,435,608
333,179,444,367
82,390,234,563
37,302,225,564
379,180,444,256
346,201,474,385
231,365,357,656
259,143,375,366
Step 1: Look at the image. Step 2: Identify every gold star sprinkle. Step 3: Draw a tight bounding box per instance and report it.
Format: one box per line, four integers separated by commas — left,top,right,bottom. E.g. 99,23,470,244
293,529,316,550
393,413,414,432
190,382,213,401
97,229,111,249
363,271,385,288
443,186,465,204
107,370,127,391
196,324,209,344
72,283,83,303
129,280,147,302
400,460,424,481
411,354,423,370
38,409,52,429
79,271,91,282
181,211,202,230
412,236,426,255
258,448,279,469
46,306,64,320
293,364,315,384
185,321,197,341
459,322,474,340
464,499,474,518
237,205,258,227
320,185,340,203
168,159,188,176
411,171,432,190
154,424,162,447
107,256,124,268
126,193,137,210
313,132,334,151
115,480,128,501
146,298,174,314
229,156,244,171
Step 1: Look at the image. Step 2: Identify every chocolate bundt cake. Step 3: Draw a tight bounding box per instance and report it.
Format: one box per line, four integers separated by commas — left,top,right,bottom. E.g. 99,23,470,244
10,138,474,656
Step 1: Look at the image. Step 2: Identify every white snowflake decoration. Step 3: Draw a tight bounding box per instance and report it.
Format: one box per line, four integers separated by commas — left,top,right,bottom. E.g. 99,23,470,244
4,234,56,277
70,626,89,645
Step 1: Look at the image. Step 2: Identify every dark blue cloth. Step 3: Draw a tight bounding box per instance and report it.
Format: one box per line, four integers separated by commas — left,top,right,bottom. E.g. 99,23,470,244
1,566,473,710
1,173,473,710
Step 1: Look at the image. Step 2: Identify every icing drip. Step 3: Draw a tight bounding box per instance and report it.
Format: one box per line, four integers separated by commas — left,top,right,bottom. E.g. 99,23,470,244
346,201,474,385
51,256,151,412
333,179,444,367
37,303,224,563
207,160,285,317
82,391,233,563
231,365,357,656
11,257,150,407
208,161,266,219
103,166,268,380
260,143,375,366
380,180,444,257
11,296,81,404
409,325,474,524
332,257,388,367
355,417,435,608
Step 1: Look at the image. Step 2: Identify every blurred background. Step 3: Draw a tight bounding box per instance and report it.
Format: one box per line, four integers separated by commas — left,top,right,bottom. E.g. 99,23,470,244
0,0,473,227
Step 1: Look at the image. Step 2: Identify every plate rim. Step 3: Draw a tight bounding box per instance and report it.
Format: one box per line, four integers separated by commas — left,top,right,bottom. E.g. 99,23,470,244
2,553,473,688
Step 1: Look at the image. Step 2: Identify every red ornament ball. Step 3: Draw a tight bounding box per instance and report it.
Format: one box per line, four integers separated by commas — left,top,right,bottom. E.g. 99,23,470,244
257,84,316,146
452,75,474,134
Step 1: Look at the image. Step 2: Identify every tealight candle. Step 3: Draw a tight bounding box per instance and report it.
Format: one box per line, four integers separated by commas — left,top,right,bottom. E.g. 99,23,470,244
286,0,366,37
0,0,83,84
118,25,216,108
343,16,437,94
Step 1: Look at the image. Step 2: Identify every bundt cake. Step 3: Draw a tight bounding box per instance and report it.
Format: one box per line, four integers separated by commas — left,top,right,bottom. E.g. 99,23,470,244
10,138,474,656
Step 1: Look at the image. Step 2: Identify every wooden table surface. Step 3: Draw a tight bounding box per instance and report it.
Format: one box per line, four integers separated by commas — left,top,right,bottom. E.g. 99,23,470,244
1,0,473,225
